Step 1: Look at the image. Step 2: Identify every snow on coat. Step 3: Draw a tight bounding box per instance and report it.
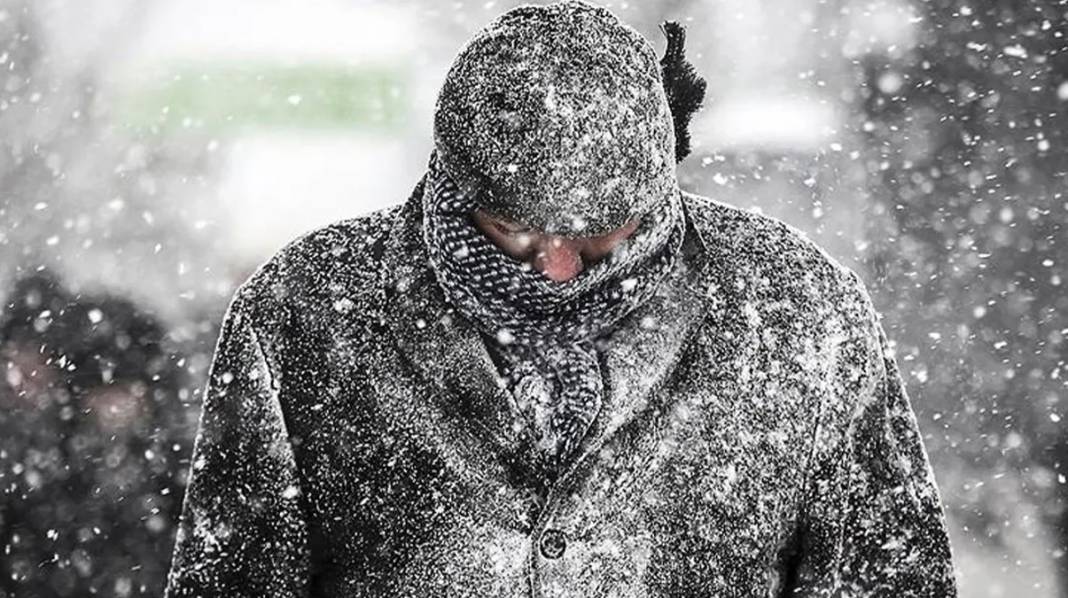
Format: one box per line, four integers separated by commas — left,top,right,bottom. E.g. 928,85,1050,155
163,173,958,596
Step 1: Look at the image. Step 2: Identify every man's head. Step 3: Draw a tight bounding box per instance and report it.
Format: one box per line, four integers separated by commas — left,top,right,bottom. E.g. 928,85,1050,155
432,0,679,240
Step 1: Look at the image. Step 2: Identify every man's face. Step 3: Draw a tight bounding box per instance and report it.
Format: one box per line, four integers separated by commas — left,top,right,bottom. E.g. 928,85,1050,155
472,209,639,282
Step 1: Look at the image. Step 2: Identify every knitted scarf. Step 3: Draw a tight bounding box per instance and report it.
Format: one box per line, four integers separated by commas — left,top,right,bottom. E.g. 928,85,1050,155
422,156,685,474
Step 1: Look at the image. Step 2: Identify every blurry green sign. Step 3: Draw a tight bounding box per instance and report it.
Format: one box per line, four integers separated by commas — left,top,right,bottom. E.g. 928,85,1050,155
120,63,407,133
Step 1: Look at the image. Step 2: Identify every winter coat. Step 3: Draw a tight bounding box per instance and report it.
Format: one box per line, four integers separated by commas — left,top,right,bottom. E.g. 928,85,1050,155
163,176,958,597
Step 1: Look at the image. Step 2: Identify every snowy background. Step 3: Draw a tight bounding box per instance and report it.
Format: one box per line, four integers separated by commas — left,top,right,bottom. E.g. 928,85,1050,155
0,0,1065,595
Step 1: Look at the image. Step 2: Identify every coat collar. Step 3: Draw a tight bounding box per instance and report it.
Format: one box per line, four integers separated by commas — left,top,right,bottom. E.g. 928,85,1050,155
377,176,728,491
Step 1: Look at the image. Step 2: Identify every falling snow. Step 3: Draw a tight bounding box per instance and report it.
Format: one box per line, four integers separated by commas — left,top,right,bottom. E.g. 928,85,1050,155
1,0,1065,596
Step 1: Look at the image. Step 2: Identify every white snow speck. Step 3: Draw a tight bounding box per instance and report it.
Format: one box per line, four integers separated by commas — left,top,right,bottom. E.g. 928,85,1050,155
1002,44,1027,59
333,298,355,314
496,329,515,345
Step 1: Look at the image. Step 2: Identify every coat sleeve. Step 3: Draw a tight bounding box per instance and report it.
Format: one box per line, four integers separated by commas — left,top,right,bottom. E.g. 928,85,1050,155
789,278,958,596
164,285,309,597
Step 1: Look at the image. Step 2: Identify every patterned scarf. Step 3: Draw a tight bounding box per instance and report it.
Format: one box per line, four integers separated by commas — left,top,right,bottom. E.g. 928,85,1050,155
422,157,685,474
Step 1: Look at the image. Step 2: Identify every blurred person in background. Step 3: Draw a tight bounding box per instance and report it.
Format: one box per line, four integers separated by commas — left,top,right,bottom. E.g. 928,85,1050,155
165,2,957,596
0,269,191,597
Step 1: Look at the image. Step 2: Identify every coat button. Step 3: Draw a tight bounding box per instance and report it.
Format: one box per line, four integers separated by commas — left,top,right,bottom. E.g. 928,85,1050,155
540,528,567,559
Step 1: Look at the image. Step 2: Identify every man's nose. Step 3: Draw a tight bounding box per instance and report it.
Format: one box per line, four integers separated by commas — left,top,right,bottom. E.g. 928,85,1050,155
532,236,583,282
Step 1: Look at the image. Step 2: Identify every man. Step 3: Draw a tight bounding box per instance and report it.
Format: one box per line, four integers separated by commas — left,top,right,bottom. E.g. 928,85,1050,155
165,1,958,596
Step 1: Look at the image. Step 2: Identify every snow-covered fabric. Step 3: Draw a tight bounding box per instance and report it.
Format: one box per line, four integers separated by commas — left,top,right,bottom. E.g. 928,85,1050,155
163,177,958,596
421,151,685,474
433,0,678,236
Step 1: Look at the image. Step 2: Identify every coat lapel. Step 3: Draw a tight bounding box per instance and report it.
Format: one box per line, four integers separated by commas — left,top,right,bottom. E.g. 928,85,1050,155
380,182,526,471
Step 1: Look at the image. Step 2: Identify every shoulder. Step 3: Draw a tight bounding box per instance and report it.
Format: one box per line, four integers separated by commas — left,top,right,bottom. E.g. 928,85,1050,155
232,203,404,333
682,191,852,286
681,191,876,336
